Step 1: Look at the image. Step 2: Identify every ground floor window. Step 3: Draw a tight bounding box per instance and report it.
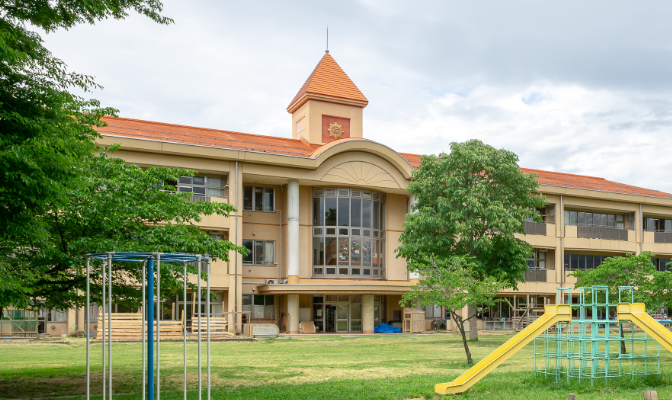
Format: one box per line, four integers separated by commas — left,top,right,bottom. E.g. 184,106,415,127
242,294,275,320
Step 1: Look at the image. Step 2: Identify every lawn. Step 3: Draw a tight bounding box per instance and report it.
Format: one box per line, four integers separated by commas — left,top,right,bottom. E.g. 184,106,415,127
1,332,671,400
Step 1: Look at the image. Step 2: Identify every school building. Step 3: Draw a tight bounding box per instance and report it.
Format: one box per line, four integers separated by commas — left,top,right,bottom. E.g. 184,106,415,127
39,52,672,336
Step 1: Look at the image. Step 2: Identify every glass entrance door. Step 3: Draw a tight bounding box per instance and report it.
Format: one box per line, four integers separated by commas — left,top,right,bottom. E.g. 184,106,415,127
337,304,349,332
325,305,337,333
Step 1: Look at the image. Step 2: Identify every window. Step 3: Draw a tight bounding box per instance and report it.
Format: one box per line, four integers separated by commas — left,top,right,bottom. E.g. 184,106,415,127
242,240,275,265
243,186,275,212
564,253,610,271
644,217,672,233
312,187,385,278
564,211,624,229
526,249,547,270
177,176,225,198
242,294,275,319
652,258,671,272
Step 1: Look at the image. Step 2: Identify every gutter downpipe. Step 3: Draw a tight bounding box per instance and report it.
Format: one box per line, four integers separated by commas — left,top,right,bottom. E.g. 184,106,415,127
234,161,239,335
560,195,564,287
640,203,643,254
278,209,282,283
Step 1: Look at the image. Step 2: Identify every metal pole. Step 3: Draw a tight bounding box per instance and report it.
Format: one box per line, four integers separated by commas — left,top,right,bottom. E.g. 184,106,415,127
197,255,202,400
102,259,106,400
107,253,113,400
147,258,155,400
86,257,90,400
156,253,161,400
234,161,238,335
206,257,211,400
142,260,146,400
183,261,187,400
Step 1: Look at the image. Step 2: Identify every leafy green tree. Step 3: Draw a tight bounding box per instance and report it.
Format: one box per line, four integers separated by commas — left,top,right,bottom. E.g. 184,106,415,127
0,1,171,238
401,256,505,364
0,149,243,317
571,252,672,353
397,139,546,362
0,0,174,318
571,252,672,309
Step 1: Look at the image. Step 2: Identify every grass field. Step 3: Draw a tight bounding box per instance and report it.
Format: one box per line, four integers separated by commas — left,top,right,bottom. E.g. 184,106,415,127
1,332,671,400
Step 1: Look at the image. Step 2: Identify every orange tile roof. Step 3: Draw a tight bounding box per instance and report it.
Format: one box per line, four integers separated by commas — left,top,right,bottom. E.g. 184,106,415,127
287,54,368,112
97,116,321,157
96,116,672,200
521,168,672,199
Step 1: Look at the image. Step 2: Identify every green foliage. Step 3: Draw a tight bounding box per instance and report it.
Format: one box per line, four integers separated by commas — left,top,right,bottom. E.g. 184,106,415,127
0,1,170,235
0,0,175,316
398,139,547,289
401,256,505,317
0,148,244,313
571,251,672,310
397,139,545,363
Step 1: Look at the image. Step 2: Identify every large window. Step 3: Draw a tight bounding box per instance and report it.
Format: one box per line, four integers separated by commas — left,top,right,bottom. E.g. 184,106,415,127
178,176,225,198
645,217,672,233
526,249,548,270
243,186,275,212
564,253,611,271
312,187,385,278
242,295,275,319
652,258,671,272
242,240,275,265
564,210,624,229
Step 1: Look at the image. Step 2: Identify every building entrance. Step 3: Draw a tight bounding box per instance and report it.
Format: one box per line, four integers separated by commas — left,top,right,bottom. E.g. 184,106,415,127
313,295,362,333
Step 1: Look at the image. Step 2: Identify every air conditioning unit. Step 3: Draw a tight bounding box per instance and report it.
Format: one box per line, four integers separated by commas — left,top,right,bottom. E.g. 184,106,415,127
265,279,277,285
282,279,289,284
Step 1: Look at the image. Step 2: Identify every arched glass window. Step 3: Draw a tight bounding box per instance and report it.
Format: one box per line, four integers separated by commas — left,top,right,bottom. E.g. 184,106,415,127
312,187,386,278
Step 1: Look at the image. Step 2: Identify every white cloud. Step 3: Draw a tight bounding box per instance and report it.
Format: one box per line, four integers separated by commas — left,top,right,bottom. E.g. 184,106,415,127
366,83,672,192
36,0,672,192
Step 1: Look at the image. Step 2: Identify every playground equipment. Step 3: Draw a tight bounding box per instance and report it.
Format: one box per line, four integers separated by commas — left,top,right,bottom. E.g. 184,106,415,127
534,286,660,385
434,304,571,395
85,252,214,400
435,286,672,396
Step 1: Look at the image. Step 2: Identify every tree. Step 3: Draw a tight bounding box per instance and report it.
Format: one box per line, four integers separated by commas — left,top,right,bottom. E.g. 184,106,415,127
0,148,244,317
0,1,171,237
0,0,179,318
570,252,672,353
397,139,546,363
401,257,506,364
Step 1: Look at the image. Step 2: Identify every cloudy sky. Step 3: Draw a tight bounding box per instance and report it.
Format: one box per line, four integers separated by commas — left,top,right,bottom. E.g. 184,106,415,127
42,1,672,192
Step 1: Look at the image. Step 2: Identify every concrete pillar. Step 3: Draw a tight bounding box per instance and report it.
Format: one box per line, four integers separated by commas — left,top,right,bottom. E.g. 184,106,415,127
363,294,375,334
287,180,300,284
287,294,299,334
408,193,420,283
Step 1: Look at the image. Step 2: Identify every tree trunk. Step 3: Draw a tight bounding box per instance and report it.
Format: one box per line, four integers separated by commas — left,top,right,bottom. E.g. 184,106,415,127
620,324,627,354
468,305,478,341
456,317,473,364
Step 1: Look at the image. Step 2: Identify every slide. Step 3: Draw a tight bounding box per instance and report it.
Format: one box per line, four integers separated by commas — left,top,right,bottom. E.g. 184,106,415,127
617,303,672,353
435,304,572,395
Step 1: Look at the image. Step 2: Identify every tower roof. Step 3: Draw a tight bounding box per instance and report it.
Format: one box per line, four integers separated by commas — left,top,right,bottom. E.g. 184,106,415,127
287,54,368,113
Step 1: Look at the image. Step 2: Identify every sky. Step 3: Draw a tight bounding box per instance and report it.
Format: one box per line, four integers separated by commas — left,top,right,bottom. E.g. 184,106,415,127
41,1,672,192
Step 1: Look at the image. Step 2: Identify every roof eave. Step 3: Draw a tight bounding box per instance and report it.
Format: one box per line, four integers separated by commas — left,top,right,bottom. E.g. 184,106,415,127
287,93,369,113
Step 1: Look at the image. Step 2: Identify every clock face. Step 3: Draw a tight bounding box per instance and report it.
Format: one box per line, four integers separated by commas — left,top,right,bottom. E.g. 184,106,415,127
322,115,350,143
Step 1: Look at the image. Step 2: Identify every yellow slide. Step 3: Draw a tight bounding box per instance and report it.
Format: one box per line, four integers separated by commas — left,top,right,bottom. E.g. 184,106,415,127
435,304,572,395
617,303,672,353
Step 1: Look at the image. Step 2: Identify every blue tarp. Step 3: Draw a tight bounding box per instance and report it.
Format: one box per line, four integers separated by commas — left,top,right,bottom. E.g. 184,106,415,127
374,323,402,333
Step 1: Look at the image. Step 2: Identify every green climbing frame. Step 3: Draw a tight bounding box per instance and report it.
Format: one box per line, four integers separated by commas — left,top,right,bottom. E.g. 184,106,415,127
534,286,660,385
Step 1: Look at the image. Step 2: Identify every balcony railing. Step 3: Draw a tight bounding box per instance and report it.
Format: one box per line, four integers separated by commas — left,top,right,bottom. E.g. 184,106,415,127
577,226,628,241
524,221,547,236
654,232,672,244
524,269,547,282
